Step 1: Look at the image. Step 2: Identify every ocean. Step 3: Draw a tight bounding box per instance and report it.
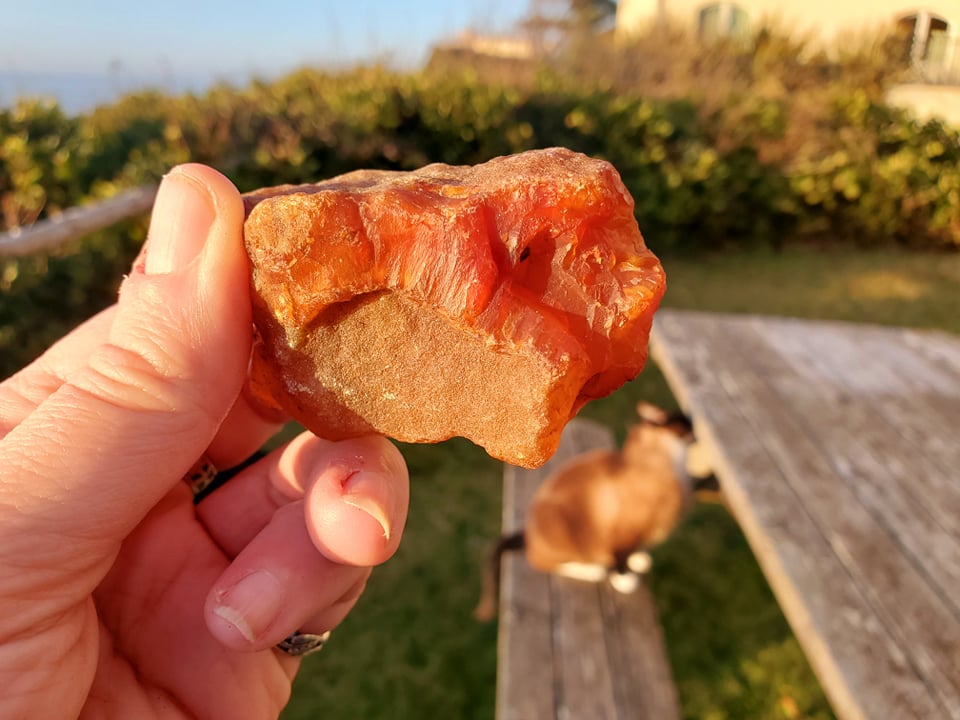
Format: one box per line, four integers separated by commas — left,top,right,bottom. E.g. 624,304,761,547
0,71,220,115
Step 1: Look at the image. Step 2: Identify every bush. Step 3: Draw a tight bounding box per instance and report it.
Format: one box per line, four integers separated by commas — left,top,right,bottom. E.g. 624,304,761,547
2,41,959,376
789,92,960,246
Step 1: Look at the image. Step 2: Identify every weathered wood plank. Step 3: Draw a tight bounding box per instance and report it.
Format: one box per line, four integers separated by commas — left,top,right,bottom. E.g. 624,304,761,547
711,320,960,713
545,422,623,720
498,422,605,720
900,327,960,385
497,418,680,720
760,318,960,426
651,310,956,720
755,318,960,525
0,185,157,257
738,319,960,581
870,392,960,482
552,579,619,719
498,461,556,720
599,583,681,719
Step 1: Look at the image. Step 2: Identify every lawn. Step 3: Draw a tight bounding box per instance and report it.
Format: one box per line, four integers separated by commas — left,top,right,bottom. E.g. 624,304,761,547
281,246,959,720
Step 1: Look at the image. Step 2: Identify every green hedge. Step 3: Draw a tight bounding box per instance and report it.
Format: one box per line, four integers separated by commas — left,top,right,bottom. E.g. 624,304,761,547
2,65,959,377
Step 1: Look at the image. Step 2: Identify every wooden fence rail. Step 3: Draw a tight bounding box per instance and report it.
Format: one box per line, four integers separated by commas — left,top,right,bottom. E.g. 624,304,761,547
0,185,157,257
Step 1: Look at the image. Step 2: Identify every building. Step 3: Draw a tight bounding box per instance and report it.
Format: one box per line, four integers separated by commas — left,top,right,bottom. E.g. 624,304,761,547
616,1,960,78
431,30,535,62
616,1,960,121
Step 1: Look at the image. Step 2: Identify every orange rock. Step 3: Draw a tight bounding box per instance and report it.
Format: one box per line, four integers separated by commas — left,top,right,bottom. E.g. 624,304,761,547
243,148,665,467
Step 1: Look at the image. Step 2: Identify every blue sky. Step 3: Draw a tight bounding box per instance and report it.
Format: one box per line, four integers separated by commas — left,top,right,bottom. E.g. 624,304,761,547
1,0,531,109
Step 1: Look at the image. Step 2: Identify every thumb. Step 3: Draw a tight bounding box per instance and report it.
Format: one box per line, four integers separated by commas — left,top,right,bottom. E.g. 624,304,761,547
0,164,250,546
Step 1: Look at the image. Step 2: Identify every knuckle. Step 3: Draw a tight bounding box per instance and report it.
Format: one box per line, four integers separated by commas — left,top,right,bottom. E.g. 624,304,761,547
69,342,221,433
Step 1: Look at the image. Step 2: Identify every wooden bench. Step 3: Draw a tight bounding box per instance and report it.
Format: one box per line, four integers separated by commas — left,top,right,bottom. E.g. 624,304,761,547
496,418,681,720
651,309,960,720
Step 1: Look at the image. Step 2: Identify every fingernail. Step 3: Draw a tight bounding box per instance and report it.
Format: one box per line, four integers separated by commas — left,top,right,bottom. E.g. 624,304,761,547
145,168,216,275
342,473,392,541
212,570,284,642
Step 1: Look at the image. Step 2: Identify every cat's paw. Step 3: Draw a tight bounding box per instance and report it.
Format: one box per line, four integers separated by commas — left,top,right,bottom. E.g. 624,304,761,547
556,561,608,583
626,551,653,574
609,571,640,594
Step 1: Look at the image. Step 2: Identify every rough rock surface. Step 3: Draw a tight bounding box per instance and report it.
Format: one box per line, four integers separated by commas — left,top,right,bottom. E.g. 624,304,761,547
243,147,665,467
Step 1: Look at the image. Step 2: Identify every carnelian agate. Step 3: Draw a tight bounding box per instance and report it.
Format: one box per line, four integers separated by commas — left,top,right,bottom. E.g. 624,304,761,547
243,148,665,467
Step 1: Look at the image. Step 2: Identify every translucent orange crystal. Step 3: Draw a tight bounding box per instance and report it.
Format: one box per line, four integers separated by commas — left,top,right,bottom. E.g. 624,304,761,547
244,148,665,467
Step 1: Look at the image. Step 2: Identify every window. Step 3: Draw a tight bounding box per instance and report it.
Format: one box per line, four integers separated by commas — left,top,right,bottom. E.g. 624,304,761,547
897,11,952,64
698,3,750,42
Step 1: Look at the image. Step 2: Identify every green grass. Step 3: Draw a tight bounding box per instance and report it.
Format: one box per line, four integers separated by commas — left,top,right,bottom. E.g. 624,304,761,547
283,246,958,720
282,438,502,720
662,246,960,334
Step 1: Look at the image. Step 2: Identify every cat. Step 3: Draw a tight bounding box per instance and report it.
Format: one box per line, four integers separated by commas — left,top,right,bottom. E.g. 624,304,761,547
474,402,717,621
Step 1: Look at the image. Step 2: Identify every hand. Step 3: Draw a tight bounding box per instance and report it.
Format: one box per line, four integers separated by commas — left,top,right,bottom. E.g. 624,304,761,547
0,165,410,719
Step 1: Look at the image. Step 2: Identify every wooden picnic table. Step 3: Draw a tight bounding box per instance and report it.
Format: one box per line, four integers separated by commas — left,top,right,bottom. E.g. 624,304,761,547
650,309,960,720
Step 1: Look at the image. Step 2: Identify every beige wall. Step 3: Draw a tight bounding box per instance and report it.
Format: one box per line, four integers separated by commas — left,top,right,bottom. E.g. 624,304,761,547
617,0,960,41
888,83,960,124
617,0,661,37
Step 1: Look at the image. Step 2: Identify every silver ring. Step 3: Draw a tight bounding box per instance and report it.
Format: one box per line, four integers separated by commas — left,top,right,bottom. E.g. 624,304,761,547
276,630,331,657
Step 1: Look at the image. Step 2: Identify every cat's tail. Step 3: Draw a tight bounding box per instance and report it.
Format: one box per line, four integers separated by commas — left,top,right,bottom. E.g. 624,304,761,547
693,474,720,493
692,473,723,503
474,531,526,622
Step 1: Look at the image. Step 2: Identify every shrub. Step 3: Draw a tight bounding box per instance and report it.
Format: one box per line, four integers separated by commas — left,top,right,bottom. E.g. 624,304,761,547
2,41,959,376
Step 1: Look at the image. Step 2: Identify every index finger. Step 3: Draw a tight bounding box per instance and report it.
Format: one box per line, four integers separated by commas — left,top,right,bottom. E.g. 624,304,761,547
0,305,288,461
0,306,117,440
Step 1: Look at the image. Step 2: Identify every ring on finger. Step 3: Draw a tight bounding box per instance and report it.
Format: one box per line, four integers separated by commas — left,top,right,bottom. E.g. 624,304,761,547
276,630,331,657
184,451,268,504
184,455,218,498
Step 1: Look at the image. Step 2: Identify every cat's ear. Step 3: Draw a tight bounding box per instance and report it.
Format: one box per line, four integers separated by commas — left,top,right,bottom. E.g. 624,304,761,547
636,401,669,425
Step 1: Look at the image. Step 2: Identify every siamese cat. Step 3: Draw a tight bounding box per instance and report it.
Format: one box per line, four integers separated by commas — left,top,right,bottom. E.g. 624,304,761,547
475,402,717,621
